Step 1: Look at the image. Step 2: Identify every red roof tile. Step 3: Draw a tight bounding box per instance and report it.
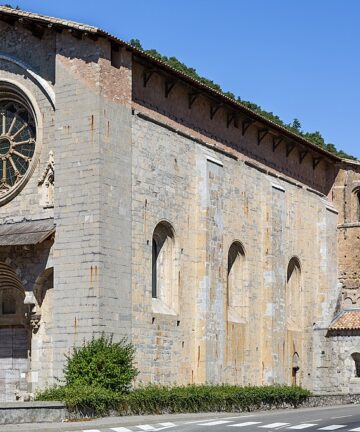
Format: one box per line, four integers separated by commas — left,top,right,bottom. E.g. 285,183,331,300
329,311,360,331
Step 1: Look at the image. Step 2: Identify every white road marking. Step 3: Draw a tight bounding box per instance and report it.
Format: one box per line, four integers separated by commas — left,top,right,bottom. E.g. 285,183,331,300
288,425,318,430
199,420,233,426
136,426,156,431
259,423,290,429
223,415,255,420
317,426,346,431
228,421,263,427
349,428,360,432
159,423,176,427
83,430,102,432
184,419,217,424
331,416,352,419
111,428,132,432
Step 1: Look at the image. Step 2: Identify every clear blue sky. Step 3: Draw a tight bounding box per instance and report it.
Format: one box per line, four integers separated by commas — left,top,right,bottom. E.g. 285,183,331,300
5,0,360,158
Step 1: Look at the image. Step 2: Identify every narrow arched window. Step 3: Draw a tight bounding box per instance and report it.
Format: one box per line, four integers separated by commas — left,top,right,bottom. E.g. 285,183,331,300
152,222,175,307
286,257,302,329
227,241,247,322
352,353,360,378
351,188,360,222
152,239,158,298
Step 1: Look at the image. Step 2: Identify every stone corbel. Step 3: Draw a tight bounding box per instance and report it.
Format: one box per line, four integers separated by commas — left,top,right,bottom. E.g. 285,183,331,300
24,292,41,333
30,315,41,332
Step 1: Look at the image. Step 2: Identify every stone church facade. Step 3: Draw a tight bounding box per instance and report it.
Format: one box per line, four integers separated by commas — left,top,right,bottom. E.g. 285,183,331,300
0,6,359,401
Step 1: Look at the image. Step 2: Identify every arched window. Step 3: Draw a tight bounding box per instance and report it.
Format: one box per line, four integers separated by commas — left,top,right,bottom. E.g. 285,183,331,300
152,222,175,309
286,257,302,329
352,353,360,378
227,241,247,322
356,190,360,222
351,188,360,222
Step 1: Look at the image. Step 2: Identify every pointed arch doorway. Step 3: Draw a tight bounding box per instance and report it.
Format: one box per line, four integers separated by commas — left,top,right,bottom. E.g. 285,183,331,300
0,262,29,402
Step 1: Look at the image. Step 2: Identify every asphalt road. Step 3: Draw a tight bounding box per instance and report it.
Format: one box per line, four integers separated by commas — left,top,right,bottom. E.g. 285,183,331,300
2,405,360,432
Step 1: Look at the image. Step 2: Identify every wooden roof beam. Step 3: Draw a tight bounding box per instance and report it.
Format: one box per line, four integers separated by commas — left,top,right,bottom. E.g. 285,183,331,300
210,103,222,120
143,68,156,87
242,118,255,136
272,136,283,152
188,91,201,109
299,150,308,164
226,112,238,128
286,142,296,157
257,129,269,145
313,157,322,170
165,80,176,98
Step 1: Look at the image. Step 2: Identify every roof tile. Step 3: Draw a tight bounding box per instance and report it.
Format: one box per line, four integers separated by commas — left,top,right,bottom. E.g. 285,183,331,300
329,310,360,331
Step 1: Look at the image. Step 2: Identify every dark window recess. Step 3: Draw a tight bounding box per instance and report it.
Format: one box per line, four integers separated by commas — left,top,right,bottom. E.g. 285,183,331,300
2,296,16,315
351,353,360,377
152,238,158,298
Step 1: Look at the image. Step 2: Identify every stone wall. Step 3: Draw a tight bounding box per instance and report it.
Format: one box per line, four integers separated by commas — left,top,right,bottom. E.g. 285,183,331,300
313,160,360,394
51,32,133,383
334,162,360,307
0,13,356,398
130,108,339,390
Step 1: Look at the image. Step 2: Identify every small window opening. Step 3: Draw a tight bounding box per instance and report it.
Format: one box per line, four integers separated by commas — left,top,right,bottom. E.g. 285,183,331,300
286,257,302,329
227,241,247,322
151,222,175,302
352,353,360,377
152,238,158,298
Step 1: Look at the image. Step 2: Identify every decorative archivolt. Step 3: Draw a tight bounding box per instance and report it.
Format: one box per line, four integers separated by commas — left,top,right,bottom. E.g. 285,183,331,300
0,261,25,297
0,52,55,108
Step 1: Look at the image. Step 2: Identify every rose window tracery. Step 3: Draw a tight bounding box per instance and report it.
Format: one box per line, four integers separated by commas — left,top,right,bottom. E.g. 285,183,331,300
0,100,36,196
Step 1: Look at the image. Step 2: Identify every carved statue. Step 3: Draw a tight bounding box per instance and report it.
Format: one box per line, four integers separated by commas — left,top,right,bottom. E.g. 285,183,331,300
38,150,54,208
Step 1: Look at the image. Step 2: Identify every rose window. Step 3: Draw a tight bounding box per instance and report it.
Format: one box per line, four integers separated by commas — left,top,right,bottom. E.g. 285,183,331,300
0,100,36,196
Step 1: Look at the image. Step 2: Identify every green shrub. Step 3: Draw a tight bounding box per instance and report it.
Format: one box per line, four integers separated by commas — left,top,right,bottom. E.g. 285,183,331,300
63,334,138,393
37,384,310,417
37,384,122,416
119,384,310,415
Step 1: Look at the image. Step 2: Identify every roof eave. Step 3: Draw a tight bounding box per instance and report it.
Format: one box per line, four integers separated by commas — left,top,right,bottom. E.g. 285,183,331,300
0,7,343,162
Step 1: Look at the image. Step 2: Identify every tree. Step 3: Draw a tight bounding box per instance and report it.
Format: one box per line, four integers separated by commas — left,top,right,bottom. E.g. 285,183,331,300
290,118,302,132
129,39,143,50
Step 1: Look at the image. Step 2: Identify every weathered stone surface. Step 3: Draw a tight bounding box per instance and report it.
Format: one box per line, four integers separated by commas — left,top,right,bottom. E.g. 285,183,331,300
0,7,358,400
0,401,66,424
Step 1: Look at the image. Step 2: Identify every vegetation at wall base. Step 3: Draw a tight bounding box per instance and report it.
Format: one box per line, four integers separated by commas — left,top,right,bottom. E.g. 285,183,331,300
36,384,311,417
35,335,310,417
63,334,138,393
128,39,355,161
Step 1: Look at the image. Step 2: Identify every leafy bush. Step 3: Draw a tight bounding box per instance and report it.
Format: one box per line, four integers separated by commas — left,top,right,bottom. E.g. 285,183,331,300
37,384,122,416
119,384,310,415
63,335,138,393
37,384,311,417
